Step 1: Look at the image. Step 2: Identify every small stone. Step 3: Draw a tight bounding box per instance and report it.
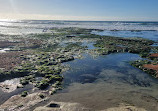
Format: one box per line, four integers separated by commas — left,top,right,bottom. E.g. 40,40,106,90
17,84,24,88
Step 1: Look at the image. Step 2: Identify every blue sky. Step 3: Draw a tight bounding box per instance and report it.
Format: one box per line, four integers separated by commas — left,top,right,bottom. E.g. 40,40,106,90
0,0,158,21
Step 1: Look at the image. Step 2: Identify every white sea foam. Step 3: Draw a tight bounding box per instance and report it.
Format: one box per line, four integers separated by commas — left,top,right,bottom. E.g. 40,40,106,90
0,20,158,35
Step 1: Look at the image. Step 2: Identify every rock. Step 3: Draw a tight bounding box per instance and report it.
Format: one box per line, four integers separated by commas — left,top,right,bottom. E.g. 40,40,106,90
21,91,28,97
66,35,76,38
47,103,60,108
17,84,24,88
50,88,57,95
38,93,46,99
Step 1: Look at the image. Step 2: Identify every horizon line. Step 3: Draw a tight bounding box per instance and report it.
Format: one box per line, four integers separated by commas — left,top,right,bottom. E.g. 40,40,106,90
0,19,158,22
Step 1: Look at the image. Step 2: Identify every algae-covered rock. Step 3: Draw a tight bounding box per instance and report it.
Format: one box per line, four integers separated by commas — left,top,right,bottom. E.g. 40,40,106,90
20,79,29,85
21,91,28,97
36,79,49,89
38,93,46,99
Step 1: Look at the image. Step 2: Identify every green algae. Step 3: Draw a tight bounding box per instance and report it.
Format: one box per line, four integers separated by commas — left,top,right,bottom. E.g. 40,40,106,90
21,91,28,97
0,27,157,94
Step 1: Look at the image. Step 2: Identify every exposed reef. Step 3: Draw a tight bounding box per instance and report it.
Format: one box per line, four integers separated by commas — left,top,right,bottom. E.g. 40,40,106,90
0,27,158,111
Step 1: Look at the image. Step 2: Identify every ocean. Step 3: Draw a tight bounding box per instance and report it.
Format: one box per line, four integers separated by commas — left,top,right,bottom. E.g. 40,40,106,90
0,20,158,41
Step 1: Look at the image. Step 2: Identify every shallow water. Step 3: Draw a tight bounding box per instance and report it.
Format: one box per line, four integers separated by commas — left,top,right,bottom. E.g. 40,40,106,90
0,77,37,105
0,83,33,105
93,30,158,41
151,43,158,47
51,53,158,110
0,20,158,110
82,41,96,50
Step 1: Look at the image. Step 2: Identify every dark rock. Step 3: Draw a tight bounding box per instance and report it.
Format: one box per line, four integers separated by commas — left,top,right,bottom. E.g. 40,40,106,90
48,103,60,108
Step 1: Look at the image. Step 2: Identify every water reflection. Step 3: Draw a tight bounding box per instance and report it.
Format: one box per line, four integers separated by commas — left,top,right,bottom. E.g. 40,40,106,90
63,53,156,86
51,53,158,110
